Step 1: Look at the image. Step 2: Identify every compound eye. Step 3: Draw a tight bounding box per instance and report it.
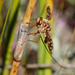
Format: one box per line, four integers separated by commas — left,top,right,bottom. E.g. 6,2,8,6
37,20,42,25
38,20,42,25
37,17,42,25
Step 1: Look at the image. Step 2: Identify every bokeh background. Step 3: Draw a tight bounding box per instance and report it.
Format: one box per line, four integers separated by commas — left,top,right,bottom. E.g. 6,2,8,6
0,0,75,75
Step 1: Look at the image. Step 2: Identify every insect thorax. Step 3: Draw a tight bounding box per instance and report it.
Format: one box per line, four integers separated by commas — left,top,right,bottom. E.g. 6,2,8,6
37,18,51,37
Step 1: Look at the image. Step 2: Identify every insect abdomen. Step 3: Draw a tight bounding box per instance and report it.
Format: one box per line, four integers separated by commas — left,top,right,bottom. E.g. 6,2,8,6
48,38,53,54
45,28,53,54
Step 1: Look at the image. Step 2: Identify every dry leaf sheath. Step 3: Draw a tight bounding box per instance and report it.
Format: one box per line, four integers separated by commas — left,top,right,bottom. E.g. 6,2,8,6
10,0,36,75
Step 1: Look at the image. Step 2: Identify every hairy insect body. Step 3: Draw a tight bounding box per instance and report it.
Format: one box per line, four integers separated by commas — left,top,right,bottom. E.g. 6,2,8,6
37,18,53,54
28,6,65,68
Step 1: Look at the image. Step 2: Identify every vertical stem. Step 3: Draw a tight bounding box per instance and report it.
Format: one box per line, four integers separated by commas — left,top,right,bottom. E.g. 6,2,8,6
38,0,46,75
10,60,20,75
46,0,53,36
10,0,36,75
44,0,53,75
23,0,36,26
38,0,53,75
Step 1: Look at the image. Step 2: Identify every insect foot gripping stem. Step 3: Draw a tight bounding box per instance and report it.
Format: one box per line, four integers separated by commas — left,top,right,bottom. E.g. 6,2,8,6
14,22,28,61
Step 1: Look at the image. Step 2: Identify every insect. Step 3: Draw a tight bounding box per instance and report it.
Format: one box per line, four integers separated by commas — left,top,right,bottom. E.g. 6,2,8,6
36,6,53,54
25,6,66,68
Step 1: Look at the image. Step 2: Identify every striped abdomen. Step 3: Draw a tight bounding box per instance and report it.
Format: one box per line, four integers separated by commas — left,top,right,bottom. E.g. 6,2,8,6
48,37,53,54
44,27,53,54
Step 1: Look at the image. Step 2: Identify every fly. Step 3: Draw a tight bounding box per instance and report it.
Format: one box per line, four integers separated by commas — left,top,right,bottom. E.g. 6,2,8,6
25,6,66,69
36,6,53,54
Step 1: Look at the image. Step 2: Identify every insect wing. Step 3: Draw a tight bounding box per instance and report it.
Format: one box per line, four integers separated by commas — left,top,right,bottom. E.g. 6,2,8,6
46,6,51,21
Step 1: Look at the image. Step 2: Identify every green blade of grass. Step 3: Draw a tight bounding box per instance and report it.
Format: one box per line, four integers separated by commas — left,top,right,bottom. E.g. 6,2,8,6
0,0,13,47
37,0,46,75
38,0,52,75
38,0,54,75
2,0,20,75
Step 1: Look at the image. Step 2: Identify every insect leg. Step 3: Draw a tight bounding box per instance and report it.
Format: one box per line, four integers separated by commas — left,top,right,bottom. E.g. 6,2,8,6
26,22,36,26
37,34,40,42
25,33,40,43
27,31,39,36
30,18,37,21
24,40,39,43
24,32,40,43
22,30,39,43
26,22,38,29
30,25,36,29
